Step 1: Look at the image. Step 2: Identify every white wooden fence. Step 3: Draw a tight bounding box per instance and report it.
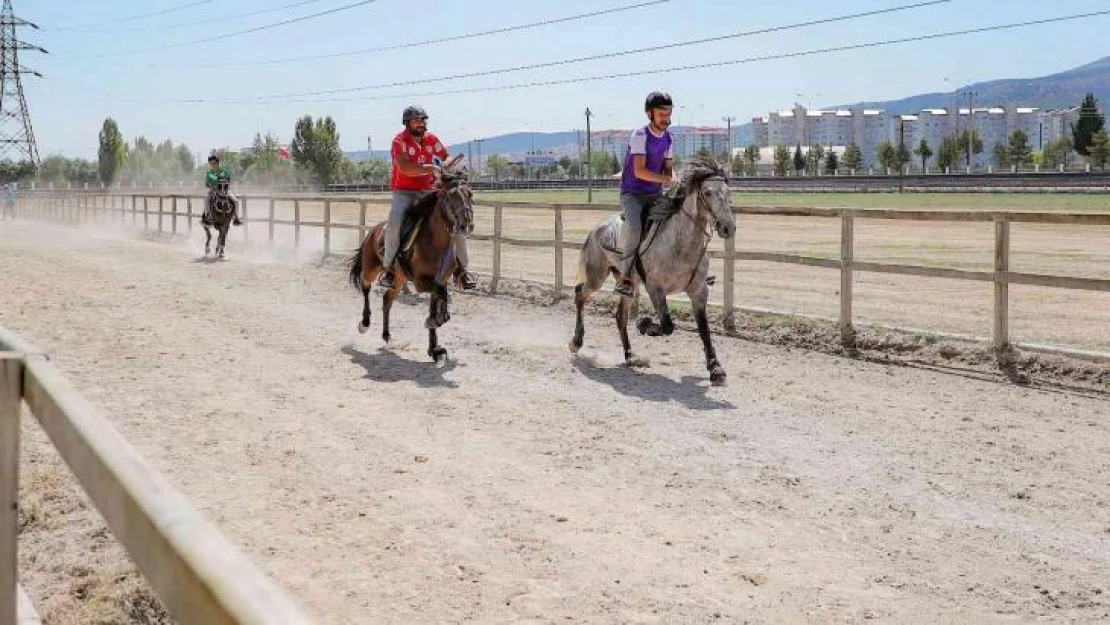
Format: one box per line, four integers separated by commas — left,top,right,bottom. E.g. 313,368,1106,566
10,191,1110,361
0,328,313,625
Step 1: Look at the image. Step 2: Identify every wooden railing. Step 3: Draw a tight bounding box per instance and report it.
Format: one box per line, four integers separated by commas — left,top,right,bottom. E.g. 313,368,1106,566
11,191,1110,359
0,328,313,625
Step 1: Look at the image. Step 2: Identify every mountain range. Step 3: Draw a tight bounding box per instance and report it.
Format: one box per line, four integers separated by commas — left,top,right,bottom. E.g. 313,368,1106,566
347,56,1110,161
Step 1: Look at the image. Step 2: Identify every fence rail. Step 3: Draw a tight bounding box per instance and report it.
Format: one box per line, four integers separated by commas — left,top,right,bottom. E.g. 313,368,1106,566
0,327,313,625
7,191,1110,361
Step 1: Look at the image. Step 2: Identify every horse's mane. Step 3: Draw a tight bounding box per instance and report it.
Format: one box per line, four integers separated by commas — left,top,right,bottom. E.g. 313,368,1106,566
647,156,727,220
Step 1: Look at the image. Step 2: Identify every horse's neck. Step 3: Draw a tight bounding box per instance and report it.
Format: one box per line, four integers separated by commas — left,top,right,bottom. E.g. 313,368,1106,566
653,197,704,253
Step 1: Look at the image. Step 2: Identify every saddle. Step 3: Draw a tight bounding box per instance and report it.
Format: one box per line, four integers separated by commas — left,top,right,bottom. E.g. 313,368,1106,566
601,192,683,257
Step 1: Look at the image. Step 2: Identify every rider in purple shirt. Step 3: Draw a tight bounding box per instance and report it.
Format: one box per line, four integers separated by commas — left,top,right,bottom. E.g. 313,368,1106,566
615,91,675,297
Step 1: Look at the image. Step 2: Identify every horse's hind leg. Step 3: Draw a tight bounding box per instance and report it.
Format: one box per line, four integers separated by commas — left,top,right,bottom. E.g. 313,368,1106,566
688,281,726,385
203,225,212,255
358,283,372,334
568,283,593,353
380,285,401,343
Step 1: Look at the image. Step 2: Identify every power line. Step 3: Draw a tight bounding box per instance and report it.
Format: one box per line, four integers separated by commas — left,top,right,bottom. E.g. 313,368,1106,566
57,0,382,59
168,0,672,69
275,9,1110,105
56,0,331,35
48,9,1110,108
50,1,214,32
249,0,951,100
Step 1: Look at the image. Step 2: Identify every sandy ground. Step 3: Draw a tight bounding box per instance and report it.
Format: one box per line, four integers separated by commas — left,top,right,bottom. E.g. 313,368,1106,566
1,218,1109,624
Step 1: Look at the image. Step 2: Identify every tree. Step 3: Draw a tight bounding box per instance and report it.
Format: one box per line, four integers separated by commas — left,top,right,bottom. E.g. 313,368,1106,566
1039,137,1071,169
792,144,805,174
992,142,1012,168
842,143,863,172
957,129,984,167
1007,129,1033,169
876,141,897,171
486,154,508,179
773,145,790,176
936,136,962,172
895,141,911,171
825,150,839,174
291,115,344,185
1090,129,1110,170
98,118,126,185
0,160,36,184
730,151,744,176
358,157,389,183
743,145,760,176
806,143,824,175
914,139,933,171
695,146,712,159
1071,93,1105,157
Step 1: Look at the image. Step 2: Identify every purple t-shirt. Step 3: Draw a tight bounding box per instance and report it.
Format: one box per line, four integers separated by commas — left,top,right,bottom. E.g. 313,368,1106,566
620,126,674,194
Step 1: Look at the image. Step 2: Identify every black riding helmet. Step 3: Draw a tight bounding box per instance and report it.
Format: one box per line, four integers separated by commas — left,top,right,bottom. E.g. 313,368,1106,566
645,91,673,111
207,154,219,164
402,105,429,125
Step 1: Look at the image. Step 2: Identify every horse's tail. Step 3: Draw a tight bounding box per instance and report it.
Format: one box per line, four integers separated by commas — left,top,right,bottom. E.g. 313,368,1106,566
575,230,593,285
346,242,364,291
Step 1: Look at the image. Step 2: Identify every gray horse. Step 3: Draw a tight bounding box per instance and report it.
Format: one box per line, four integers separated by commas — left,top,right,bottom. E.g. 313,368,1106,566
569,157,735,385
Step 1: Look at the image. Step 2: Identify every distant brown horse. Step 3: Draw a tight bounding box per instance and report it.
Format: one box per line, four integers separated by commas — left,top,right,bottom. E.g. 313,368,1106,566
203,178,236,258
346,160,474,364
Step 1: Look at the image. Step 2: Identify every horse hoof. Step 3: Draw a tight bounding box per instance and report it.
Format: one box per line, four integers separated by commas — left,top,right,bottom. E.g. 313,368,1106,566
568,339,582,354
710,367,728,386
358,323,369,334
636,317,654,336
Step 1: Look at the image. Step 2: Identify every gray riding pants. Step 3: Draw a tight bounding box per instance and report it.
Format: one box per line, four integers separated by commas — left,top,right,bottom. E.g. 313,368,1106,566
619,192,660,277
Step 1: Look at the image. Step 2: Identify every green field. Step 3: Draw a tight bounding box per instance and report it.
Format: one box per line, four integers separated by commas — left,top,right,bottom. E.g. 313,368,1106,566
472,190,1110,212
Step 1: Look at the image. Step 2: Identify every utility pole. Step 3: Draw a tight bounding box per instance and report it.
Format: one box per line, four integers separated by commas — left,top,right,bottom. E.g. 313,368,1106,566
723,115,736,166
898,117,906,193
475,138,484,180
0,0,46,164
585,107,593,203
965,90,977,171
367,135,372,153
467,140,473,173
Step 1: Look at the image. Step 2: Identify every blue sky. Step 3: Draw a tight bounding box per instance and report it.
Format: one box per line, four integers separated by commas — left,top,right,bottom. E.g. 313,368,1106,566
18,0,1110,159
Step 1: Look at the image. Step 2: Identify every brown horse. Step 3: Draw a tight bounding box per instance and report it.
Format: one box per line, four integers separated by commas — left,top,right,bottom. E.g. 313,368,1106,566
346,162,474,364
203,178,236,258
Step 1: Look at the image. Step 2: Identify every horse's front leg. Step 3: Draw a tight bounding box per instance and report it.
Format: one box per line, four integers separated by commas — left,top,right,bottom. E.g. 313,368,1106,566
687,280,726,385
637,284,674,337
426,288,448,364
217,224,229,258
203,225,212,255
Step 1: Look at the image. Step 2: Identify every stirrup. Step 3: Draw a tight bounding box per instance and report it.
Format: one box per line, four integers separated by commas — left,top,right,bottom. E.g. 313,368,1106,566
378,270,396,288
614,278,635,297
457,270,478,290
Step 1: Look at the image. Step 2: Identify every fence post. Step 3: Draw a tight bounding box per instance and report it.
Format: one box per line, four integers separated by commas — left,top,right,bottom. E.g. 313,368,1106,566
186,197,193,233
491,205,503,293
294,200,301,249
993,218,1010,356
358,199,367,241
157,197,164,232
268,198,276,245
554,206,563,293
143,197,149,230
131,195,137,225
840,212,855,346
0,354,22,625
171,197,177,235
722,229,736,330
323,200,331,257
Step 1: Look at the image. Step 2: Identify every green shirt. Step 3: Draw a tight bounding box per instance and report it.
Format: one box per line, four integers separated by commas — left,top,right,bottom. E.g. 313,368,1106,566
205,167,231,189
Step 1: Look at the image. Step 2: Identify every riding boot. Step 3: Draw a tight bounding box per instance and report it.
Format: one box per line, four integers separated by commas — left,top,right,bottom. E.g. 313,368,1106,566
378,255,397,288
454,266,478,291
232,203,242,227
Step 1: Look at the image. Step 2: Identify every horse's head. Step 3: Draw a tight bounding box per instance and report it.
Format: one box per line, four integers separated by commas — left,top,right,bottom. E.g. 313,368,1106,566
214,178,231,197
434,156,474,235
675,156,734,239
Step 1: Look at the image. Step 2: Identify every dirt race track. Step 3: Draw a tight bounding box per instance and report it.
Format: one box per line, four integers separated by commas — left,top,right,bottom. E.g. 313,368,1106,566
1,219,1109,624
